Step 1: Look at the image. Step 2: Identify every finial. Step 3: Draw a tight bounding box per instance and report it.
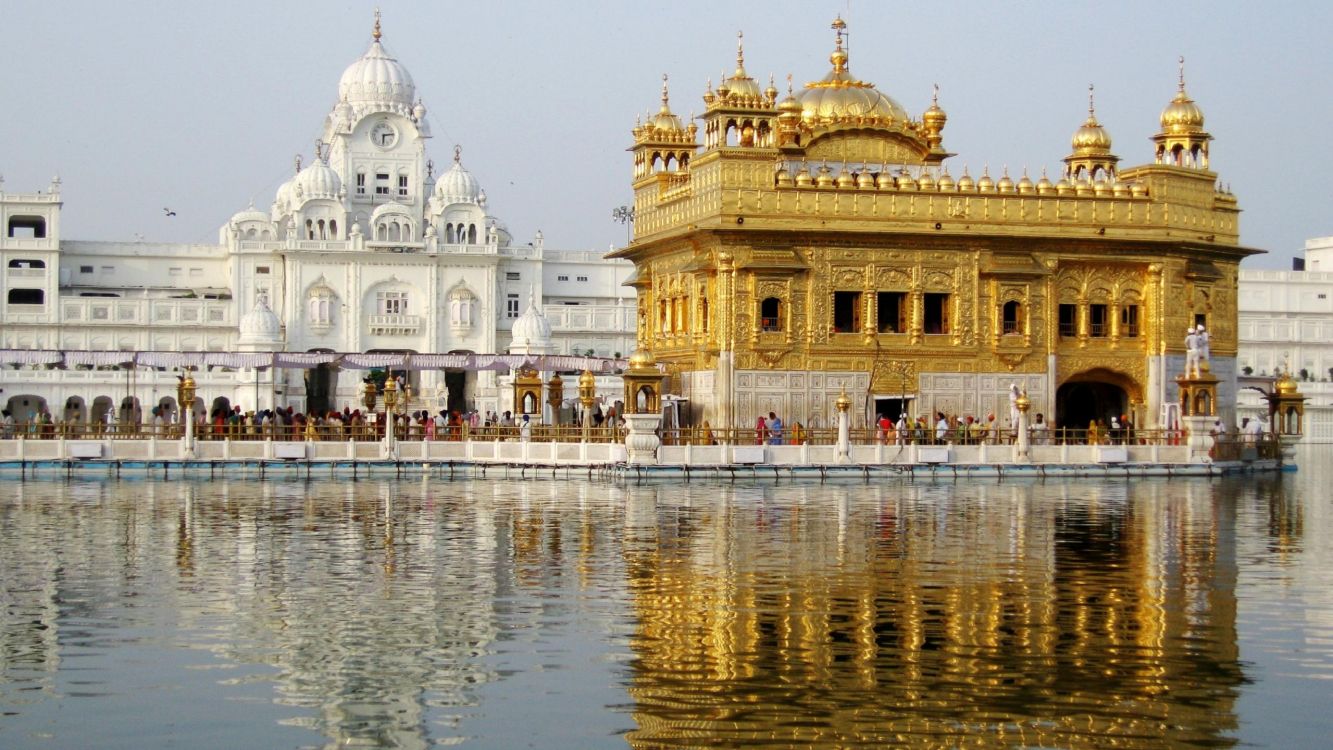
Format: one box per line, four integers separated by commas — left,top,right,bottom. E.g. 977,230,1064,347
1178,55,1186,92
294,154,302,173
660,73,670,110
314,138,325,162
453,144,461,164
832,15,847,47
372,7,382,41
1088,83,1096,117
932,82,940,106
736,30,745,71
426,159,434,179
786,73,794,96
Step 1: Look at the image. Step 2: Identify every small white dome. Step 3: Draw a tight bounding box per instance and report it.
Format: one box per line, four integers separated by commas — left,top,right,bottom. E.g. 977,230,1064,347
433,154,483,206
230,202,269,226
239,294,283,347
509,290,552,354
338,40,415,110
293,160,342,202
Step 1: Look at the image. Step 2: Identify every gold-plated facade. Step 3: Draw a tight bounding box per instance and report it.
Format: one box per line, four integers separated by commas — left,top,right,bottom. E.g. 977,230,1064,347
614,21,1259,430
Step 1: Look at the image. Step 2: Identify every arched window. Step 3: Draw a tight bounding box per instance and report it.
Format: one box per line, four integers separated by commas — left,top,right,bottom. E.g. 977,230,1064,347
1002,300,1021,335
467,224,477,244
329,219,338,239
307,286,335,330
760,297,782,331
6,215,46,238
305,219,314,239
7,259,45,268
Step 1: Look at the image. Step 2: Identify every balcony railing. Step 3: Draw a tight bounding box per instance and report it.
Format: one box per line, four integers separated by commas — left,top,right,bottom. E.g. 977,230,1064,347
367,314,421,335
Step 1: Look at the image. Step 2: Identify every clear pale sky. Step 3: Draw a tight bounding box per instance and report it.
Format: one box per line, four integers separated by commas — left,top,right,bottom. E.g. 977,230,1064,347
3,1,1328,269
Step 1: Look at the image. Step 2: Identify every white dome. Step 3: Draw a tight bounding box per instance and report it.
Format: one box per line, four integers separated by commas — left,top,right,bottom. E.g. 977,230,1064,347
509,290,552,354
339,40,415,110
293,160,342,202
230,202,269,226
238,295,283,347
433,156,483,206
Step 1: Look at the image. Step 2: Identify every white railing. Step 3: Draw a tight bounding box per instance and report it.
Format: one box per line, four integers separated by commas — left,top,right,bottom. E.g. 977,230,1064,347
366,314,422,335
6,268,47,279
542,304,635,333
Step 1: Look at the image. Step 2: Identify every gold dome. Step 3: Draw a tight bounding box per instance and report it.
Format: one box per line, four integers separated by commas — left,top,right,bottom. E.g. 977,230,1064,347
628,350,656,369
1275,371,1299,395
578,370,596,390
648,75,685,131
798,17,910,125
720,32,763,102
1071,85,1113,152
937,169,955,191
1161,59,1205,133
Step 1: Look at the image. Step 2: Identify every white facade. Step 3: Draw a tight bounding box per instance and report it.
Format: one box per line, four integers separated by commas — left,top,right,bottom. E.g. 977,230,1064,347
1236,236,1333,442
1,23,634,425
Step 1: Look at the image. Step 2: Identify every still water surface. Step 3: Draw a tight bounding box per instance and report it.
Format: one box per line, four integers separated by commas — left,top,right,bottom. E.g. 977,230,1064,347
2,451,1331,748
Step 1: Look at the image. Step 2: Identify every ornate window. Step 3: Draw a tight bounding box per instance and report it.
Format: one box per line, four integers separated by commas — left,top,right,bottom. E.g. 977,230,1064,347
307,285,336,331
378,291,408,315
1002,300,1022,335
448,285,476,332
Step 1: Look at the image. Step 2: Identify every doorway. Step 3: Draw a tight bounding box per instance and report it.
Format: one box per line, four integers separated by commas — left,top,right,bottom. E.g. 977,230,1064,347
1056,381,1127,431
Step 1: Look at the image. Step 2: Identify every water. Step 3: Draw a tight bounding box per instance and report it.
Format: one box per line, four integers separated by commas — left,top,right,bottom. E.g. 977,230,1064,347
2,450,1331,749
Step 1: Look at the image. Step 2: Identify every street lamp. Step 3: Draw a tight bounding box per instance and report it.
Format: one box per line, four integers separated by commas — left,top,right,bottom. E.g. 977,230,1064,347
547,373,564,427
579,370,596,442
177,371,197,458
383,375,399,456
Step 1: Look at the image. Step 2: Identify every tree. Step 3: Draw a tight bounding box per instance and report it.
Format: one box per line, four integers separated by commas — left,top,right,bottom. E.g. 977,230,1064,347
1242,365,1253,376
1299,368,1310,382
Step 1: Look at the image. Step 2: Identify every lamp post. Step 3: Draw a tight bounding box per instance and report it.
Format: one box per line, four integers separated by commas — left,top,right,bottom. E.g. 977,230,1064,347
362,380,377,441
835,386,852,463
579,370,596,443
177,371,196,459
382,375,399,458
611,205,635,245
547,373,564,428
1014,389,1032,462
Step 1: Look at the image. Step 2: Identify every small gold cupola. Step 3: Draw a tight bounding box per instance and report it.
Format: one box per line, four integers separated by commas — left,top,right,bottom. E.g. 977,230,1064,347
1153,57,1213,169
1063,84,1119,181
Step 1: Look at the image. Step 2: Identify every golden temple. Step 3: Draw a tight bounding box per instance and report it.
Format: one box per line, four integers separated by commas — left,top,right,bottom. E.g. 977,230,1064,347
612,19,1259,432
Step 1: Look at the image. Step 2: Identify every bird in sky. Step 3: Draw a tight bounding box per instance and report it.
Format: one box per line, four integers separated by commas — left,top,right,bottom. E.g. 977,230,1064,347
163,208,176,217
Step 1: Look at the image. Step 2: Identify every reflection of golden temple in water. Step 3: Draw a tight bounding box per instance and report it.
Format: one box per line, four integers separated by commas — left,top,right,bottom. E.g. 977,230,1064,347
620,481,1248,748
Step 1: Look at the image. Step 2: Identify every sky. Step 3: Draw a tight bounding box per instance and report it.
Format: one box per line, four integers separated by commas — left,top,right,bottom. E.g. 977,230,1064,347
3,1,1330,269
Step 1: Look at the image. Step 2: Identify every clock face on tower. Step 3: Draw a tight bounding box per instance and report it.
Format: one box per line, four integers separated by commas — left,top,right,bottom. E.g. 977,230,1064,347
370,121,398,150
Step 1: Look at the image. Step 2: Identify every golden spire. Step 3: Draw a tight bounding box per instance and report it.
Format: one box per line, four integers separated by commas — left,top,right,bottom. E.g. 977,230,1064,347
372,7,382,41
830,16,848,73
1177,55,1187,95
1087,83,1096,120
735,30,746,77
660,73,671,112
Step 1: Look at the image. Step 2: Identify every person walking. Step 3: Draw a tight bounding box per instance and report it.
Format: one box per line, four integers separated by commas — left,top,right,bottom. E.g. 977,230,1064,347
767,412,784,445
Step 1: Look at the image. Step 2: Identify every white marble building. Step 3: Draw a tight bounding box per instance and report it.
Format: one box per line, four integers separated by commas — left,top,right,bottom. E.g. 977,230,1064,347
1236,237,1333,442
0,19,634,426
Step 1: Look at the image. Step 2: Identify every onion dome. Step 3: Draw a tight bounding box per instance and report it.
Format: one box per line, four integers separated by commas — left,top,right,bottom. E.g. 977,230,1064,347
1160,60,1206,133
1071,107,1113,153
648,75,684,131
293,158,342,201
775,162,793,187
856,165,875,189
1130,182,1148,197
1035,169,1054,194
702,78,716,106
1055,177,1074,195
1016,169,1035,194
957,167,975,192
795,162,814,187
897,171,917,191
1092,179,1111,196
1112,180,1130,197
922,88,947,131
836,164,854,188
937,169,955,191
977,166,995,193
1275,370,1299,395
433,146,483,206
875,166,894,189
764,74,779,104
628,350,656,369
917,170,936,191
719,32,763,103
338,12,416,111
799,17,910,125
1075,178,1094,196
996,167,1015,193
238,294,283,348
509,288,553,354
230,201,270,226
815,162,834,188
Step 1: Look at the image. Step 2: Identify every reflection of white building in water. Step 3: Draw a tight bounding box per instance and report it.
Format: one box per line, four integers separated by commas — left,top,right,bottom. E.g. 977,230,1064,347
0,17,634,424
1236,237,1333,442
